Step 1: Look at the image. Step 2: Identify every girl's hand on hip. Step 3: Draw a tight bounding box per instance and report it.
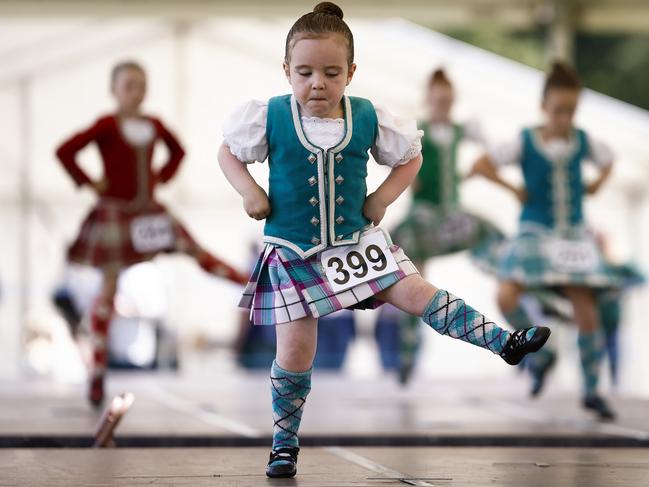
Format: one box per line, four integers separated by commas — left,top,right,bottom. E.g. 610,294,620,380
91,178,108,195
243,186,271,220
514,187,528,203
363,192,387,225
586,180,603,195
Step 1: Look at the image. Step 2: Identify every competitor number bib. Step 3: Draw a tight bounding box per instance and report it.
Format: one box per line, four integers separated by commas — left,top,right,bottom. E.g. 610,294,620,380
321,230,399,293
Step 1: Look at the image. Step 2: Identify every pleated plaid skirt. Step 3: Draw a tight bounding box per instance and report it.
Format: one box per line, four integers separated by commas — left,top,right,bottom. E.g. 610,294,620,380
474,222,627,289
239,226,419,325
391,202,504,262
68,199,198,270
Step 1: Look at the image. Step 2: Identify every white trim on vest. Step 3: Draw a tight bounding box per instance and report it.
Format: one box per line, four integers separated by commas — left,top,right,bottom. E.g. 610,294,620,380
328,96,359,248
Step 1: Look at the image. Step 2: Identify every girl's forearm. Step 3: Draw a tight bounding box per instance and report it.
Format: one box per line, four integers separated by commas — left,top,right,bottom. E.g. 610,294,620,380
587,163,613,194
218,144,261,197
373,154,422,206
472,155,519,194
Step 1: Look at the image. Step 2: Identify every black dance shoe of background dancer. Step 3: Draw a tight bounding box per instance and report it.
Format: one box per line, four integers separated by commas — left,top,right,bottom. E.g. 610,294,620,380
266,447,299,478
52,288,82,337
398,360,415,386
530,352,557,397
583,395,616,421
500,327,551,366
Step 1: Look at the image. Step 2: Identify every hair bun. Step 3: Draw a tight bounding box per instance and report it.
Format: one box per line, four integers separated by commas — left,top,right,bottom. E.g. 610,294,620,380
543,59,581,96
428,67,452,87
313,2,344,19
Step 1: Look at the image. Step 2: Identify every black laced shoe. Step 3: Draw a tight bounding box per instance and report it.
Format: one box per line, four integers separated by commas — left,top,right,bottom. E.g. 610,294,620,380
266,447,299,478
500,327,551,366
530,352,557,397
583,395,616,421
398,361,414,386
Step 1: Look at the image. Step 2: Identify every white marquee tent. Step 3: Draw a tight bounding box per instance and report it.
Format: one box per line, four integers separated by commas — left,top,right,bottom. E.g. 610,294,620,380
1,16,648,394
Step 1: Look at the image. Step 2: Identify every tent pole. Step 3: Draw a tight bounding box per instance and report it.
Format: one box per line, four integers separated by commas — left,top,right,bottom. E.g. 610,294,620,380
547,0,578,63
18,76,32,361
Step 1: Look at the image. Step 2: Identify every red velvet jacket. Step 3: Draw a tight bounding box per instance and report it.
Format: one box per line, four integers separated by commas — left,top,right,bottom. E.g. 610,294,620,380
56,115,185,202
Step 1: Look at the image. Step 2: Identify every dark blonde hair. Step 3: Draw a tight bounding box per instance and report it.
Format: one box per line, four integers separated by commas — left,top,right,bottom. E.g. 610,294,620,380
428,68,452,89
543,61,581,98
111,60,145,85
285,2,354,65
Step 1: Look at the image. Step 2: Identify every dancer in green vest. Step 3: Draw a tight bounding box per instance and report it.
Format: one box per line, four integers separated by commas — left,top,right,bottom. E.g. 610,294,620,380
219,3,550,478
390,68,504,384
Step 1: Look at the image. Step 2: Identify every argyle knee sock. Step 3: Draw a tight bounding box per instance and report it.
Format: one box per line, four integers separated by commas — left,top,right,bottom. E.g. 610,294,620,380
270,360,312,451
578,329,605,398
504,304,555,372
597,292,621,384
90,299,113,380
422,289,525,354
198,252,249,285
398,312,421,373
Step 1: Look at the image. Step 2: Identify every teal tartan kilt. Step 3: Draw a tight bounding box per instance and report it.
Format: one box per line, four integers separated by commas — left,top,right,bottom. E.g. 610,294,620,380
391,202,504,263
476,223,628,289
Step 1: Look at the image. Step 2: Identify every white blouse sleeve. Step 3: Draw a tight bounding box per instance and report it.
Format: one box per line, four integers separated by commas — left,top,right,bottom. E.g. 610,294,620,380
370,106,423,167
585,133,614,168
488,134,523,167
222,99,268,163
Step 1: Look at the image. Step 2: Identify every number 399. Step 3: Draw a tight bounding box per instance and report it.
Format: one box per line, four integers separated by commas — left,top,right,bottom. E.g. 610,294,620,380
325,244,388,285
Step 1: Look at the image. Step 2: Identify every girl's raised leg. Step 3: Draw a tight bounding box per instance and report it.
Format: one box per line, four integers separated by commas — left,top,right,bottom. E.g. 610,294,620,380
376,275,550,364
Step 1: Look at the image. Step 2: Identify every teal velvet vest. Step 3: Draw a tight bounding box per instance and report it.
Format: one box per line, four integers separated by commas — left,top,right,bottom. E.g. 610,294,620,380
264,95,379,258
413,123,464,207
520,127,588,230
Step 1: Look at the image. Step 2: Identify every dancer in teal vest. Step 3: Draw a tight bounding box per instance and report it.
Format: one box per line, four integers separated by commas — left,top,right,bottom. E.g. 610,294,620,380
390,69,504,384
472,62,623,420
219,3,550,479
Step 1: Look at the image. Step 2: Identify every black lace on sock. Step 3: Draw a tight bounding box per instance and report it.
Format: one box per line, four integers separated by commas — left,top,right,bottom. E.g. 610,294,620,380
271,375,311,448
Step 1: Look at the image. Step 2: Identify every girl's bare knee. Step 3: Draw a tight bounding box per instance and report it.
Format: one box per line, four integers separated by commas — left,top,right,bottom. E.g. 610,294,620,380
275,318,317,372
497,282,522,313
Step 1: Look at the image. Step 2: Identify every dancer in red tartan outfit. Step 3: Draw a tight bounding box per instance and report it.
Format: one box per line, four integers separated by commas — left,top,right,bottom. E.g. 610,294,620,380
56,61,248,407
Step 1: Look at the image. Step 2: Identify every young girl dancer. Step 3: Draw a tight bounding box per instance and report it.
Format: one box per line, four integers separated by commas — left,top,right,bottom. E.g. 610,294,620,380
391,68,503,384
219,3,550,478
57,61,248,407
472,62,619,419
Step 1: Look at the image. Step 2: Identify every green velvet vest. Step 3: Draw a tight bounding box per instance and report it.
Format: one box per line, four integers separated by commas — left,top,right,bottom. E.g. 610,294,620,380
412,123,464,207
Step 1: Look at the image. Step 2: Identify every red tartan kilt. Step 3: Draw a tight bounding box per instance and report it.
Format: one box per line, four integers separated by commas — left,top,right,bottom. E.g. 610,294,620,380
67,199,197,269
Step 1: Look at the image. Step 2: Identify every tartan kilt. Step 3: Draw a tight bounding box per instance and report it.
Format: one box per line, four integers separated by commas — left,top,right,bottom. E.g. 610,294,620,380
67,199,198,269
239,226,419,326
476,223,626,288
391,203,503,262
